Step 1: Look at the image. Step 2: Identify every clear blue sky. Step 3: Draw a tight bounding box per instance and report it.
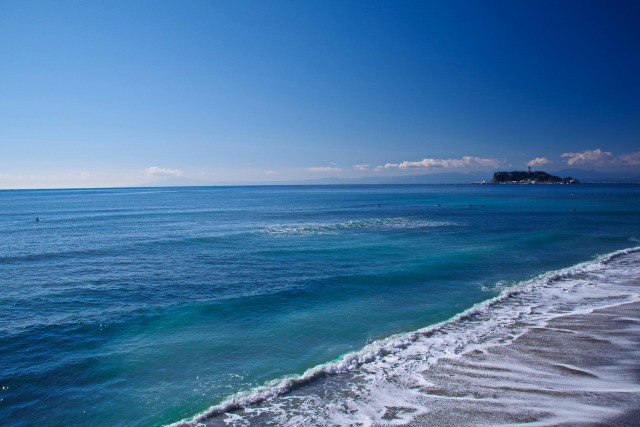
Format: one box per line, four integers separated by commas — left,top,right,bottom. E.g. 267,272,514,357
1,0,639,188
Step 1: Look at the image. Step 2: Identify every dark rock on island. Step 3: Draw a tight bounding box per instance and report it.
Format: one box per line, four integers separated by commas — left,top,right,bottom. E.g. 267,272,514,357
489,170,579,184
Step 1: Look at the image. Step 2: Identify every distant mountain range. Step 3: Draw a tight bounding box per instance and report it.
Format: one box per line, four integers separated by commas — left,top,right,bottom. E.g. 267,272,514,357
548,169,640,183
260,172,491,185
150,169,640,187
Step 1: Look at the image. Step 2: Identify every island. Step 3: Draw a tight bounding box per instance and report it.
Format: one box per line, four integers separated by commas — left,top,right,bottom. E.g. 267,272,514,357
484,170,580,184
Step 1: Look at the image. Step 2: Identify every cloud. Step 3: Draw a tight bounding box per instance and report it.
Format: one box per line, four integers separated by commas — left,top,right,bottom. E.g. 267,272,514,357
561,149,613,166
559,149,640,167
142,166,184,177
526,157,551,167
618,151,640,165
266,170,278,175
307,166,342,172
383,156,501,170
353,164,370,171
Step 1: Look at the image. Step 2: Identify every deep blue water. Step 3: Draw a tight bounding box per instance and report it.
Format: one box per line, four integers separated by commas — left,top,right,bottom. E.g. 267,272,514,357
1,184,639,425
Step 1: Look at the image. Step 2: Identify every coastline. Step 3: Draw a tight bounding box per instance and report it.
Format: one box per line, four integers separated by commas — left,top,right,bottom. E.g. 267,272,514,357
187,248,640,426
198,300,640,427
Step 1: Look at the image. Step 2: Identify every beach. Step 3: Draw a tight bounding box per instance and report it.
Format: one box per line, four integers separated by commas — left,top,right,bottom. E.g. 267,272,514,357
409,300,640,426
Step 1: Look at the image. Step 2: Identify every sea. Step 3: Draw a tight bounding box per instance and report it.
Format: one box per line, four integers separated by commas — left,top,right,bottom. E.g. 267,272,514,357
1,184,639,426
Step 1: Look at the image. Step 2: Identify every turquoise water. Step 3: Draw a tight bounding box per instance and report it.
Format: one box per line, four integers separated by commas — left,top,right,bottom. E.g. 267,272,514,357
1,184,639,425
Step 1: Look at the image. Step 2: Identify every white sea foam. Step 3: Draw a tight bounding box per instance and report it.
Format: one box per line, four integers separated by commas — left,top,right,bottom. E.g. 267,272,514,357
169,246,640,426
262,217,457,237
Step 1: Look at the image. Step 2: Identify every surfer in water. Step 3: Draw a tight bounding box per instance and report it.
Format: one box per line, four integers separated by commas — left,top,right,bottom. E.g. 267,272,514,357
36,217,40,222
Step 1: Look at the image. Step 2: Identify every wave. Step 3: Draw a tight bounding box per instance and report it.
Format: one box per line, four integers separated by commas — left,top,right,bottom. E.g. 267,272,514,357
262,217,457,237
168,246,640,426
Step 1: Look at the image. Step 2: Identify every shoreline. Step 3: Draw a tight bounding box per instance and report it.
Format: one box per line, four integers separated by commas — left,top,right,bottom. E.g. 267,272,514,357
192,250,640,426
198,301,640,426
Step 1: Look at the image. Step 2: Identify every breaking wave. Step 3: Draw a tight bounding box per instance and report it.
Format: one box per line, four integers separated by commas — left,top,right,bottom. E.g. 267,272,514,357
170,246,640,426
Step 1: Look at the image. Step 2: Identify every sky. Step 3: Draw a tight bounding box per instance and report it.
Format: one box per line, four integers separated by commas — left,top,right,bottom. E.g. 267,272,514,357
1,0,639,188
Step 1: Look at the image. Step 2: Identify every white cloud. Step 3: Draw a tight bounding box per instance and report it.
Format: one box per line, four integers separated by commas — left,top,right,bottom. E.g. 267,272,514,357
142,166,184,177
618,151,640,165
307,166,342,172
383,156,501,170
526,157,551,167
561,149,613,166
561,149,640,166
266,170,278,175
353,164,370,171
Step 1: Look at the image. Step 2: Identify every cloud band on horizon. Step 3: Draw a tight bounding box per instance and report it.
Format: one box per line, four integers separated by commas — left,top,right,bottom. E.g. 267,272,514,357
382,156,502,170
142,166,184,177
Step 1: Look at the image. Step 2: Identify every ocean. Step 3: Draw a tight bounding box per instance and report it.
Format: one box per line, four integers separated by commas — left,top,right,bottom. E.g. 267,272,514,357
1,184,639,426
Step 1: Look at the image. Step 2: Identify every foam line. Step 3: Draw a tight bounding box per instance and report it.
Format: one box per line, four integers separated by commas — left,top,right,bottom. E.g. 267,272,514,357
262,217,456,236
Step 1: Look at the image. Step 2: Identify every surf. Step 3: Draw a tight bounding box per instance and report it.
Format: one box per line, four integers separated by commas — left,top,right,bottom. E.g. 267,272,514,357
170,246,640,426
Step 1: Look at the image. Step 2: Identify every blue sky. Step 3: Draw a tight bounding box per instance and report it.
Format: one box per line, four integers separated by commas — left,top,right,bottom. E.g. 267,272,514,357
1,0,639,188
